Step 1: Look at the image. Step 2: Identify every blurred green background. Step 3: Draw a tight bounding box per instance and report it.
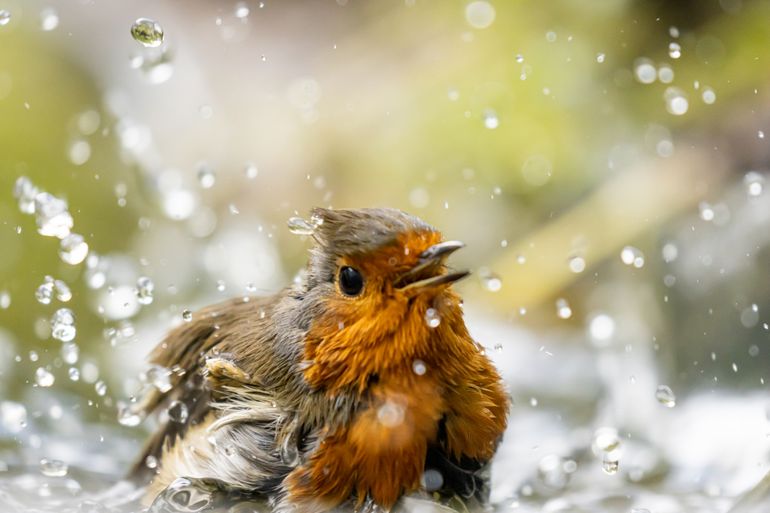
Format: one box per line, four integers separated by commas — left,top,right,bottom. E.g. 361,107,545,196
0,0,768,498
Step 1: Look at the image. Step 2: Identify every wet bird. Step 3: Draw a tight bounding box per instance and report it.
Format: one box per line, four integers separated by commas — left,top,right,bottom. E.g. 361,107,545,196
130,207,509,512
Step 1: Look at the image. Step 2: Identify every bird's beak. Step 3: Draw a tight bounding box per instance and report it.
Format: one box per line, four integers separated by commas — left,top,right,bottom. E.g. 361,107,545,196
396,240,470,290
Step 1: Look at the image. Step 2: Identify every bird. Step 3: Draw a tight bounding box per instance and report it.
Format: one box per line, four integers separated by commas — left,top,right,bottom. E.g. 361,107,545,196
129,207,509,512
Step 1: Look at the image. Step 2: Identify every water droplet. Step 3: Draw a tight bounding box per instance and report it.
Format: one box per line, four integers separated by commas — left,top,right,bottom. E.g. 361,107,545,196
740,304,759,328
668,42,682,59
13,176,39,214
596,52,605,63
588,314,615,345
662,242,678,262
84,253,108,290
197,165,216,189
142,364,173,393
131,18,164,47
35,193,73,238
61,342,79,365
657,64,674,84
602,459,619,474
568,255,586,273
0,10,11,27
412,359,427,375
136,276,154,305
287,216,315,235
39,458,68,477
669,26,680,38
167,400,189,423
68,139,91,165
39,8,59,31
425,308,441,328
244,163,258,179
117,401,142,426
655,385,676,407
759,130,765,139
480,270,502,292
483,110,499,129
702,87,716,104
465,1,495,29
664,87,689,116
59,233,89,265
182,309,192,322
545,30,557,42
234,2,250,18
36,276,55,304
620,246,645,268
515,53,524,63
744,171,764,197
51,308,76,342
699,201,715,221
54,279,71,302
0,291,10,309
556,298,572,319
592,427,621,474
529,397,538,407
145,455,158,469
634,58,657,84
1,401,27,433
35,367,55,387
94,380,107,396
377,400,405,427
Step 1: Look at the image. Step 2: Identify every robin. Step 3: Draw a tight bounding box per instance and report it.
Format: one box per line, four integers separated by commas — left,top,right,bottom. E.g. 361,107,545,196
130,207,509,512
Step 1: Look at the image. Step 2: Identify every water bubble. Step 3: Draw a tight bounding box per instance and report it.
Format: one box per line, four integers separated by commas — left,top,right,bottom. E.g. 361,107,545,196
668,42,682,59
94,380,107,396
556,298,572,319
142,364,173,393
568,255,586,273
664,87,689,116
117,402,142,427
36,276,55,305
0,10,10,27
40,8,59,31
620,246,645,268
167,400,189,423
136,276,154,305
61,343,79,365
702,87,716,104
35,193,73,238
483,110,499,129
425,308,441,328
13,176,39,214
1,401,27,433
287,216,315,235
131,18,164,47
634,58,657,84
39,458,68,477
182,309,192,322
35,367,55,387
589,314,615,344
0,291,9,309
59,233,89,265
197,165,216,189
412,359,427,375
51,308,76,342
596,52,606,63
465,1,495,29
744,171,764,197
655,385,676,407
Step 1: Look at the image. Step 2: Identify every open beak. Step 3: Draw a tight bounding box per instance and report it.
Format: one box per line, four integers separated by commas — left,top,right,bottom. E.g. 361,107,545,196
396,240,470,291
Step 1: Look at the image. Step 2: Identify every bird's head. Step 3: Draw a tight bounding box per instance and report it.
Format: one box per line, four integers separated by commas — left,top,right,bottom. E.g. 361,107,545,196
294,207,471,394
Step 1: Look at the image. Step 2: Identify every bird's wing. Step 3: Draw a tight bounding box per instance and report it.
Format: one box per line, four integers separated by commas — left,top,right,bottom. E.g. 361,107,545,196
128,295,278,482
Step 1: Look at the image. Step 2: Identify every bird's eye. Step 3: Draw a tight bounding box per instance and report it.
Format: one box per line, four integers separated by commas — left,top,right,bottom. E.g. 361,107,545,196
338,266,364,296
